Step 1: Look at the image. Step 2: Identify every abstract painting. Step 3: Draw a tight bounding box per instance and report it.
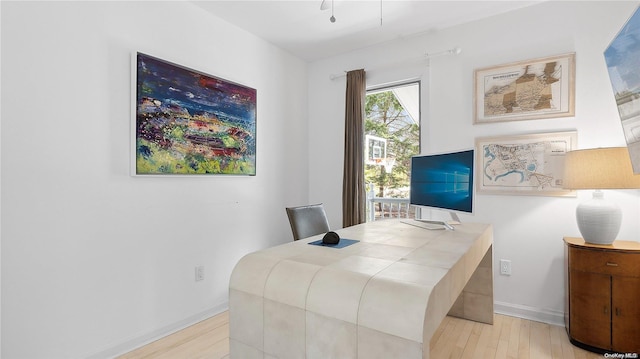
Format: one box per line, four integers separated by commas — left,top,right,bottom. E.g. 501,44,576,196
133,52,256,175
604,5,640,174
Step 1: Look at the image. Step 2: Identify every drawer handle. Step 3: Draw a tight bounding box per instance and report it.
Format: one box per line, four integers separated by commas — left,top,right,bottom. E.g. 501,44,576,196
606,262,619,267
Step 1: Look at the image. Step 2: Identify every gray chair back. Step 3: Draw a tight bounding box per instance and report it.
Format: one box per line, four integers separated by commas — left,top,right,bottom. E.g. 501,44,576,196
285,203,331,241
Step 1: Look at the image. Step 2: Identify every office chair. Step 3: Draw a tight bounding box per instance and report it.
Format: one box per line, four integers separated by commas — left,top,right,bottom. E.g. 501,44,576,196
285,203,331,241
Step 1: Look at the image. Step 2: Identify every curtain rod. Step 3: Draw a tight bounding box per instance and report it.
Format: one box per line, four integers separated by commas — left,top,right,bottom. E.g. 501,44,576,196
329,47,462,81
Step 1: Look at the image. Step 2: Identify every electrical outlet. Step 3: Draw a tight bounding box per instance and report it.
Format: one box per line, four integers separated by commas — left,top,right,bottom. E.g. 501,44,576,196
500,259,511,276
195,265,205,282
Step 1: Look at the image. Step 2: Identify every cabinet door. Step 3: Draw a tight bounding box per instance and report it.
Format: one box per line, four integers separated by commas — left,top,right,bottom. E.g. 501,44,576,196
612,276,640,352
570,270,611,350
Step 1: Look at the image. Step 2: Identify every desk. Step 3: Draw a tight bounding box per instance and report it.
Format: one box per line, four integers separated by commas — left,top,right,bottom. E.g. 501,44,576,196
229,219,493,359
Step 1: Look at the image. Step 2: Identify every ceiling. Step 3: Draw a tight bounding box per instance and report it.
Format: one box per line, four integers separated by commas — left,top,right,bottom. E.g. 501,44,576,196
192,0,544,62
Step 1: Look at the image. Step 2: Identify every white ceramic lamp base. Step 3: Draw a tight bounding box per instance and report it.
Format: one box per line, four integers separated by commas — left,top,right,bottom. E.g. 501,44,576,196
575,190,621,245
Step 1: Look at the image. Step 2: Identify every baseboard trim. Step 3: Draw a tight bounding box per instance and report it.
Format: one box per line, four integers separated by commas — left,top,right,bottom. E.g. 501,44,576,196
85,301,229,359
494,301,565,327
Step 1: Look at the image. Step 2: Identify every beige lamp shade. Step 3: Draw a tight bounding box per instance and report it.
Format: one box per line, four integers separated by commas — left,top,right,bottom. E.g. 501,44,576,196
563,147,640,190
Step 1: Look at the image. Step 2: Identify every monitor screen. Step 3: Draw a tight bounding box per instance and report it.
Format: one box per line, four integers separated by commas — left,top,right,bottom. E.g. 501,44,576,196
409,149,474,214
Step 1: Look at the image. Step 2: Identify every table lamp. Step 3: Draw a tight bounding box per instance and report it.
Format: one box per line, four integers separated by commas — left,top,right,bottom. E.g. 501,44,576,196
563,147,640,244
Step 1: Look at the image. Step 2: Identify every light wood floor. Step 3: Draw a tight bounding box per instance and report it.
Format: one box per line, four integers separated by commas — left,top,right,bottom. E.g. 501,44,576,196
118,311,605,359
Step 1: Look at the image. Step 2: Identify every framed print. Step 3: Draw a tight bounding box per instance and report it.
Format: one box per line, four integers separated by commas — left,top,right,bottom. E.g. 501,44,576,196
475,131,577,196
474,53,575,124
132,52,256,176
605,5,640,174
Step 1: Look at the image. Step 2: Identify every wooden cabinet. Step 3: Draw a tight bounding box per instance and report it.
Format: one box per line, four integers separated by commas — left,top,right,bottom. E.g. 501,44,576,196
564,237,640,353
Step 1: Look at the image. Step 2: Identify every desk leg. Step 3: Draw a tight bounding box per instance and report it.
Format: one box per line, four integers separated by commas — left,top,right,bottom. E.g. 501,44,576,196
448,246,494,324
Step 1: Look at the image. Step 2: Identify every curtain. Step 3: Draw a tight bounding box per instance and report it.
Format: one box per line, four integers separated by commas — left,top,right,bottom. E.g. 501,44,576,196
342,69,366,227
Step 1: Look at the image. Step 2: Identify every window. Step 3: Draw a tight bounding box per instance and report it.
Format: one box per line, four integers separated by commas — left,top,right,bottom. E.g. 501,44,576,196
365,82,420,221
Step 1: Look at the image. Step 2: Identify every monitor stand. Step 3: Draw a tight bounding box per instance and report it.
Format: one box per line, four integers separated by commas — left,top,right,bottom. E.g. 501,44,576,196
401,210,461,230
413,219,455,230
448,211,462,225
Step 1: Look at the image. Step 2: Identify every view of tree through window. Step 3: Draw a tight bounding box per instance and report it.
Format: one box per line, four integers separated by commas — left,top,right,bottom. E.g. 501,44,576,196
365,82,420,221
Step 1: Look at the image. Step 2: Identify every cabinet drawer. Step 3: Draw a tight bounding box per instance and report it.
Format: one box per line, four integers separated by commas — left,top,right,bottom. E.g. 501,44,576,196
569,247,640,277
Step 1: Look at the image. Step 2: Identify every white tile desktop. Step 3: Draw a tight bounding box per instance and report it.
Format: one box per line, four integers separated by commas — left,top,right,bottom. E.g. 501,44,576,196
306,268,370,323
263,260,321,309
357,276,432,342
228,219,494,359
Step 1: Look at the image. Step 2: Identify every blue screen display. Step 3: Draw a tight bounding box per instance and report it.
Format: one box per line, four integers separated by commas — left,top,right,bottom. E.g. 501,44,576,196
409,149,474,213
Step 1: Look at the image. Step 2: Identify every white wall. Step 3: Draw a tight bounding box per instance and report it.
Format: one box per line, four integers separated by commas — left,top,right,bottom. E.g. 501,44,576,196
308,1,640,325
1,1,308,358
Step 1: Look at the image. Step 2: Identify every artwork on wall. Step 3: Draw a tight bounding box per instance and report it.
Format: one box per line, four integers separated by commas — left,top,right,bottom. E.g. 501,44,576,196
604,5,640,174
475,131,577,196
474,53,575,124
132,52,256,176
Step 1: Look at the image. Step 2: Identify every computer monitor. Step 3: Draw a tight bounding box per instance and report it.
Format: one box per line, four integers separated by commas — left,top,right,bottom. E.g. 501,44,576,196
409,149,474,222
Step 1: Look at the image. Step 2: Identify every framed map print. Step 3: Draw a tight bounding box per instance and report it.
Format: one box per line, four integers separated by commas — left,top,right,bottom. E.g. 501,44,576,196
474,53,575,124
475,131,577,196
133,52,257,176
